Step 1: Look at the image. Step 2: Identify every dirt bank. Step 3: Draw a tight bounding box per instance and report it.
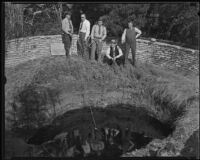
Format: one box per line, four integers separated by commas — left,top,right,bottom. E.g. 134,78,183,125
5,55,199,158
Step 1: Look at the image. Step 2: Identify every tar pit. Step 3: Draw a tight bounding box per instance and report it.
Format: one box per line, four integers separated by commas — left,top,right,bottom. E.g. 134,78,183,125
27,104,175,158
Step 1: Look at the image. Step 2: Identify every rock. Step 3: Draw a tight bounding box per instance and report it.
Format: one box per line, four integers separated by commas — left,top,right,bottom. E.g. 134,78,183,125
66,146,75,157
156,142,177,157
180,129,199,159
90,140,105,152
149,147,158,157
53,131,68,143
82,140,91,155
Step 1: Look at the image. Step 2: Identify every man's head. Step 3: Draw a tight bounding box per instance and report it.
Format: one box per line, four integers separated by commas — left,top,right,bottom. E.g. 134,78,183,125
81,13,86,22
97,17,103,26
128,21,133,28
65,12,71,19
111,39,117,48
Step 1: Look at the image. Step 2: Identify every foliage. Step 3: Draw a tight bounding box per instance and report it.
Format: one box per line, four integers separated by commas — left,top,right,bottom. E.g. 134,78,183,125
5,3,199,47
5,2,24,40
100,4,150,37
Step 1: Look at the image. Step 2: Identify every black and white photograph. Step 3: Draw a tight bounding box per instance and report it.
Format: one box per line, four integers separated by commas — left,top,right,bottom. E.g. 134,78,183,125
3,1,199,159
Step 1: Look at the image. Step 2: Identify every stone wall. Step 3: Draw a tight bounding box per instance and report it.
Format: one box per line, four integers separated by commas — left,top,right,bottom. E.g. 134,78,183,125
5,34,199,75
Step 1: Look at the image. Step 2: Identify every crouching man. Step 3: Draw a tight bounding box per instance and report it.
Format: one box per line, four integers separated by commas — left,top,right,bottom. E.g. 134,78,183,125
103,39,123,66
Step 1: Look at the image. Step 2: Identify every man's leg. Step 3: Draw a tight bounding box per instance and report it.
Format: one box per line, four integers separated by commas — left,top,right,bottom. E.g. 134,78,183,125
130,43,136,66
79,33,85,58
66,35,71,57
81,33,88,60
91,39,97,61
105,56,113,65
115,57,123,66
77,39,81,56
84,37,90,60
62,34,71,58
125,43,131,65
97,40,103,63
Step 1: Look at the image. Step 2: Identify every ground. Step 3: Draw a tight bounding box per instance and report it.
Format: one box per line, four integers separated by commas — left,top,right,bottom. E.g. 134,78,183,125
5,55,199,158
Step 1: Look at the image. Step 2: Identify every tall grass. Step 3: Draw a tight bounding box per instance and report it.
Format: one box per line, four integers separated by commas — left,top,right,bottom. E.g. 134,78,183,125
5,56,199,131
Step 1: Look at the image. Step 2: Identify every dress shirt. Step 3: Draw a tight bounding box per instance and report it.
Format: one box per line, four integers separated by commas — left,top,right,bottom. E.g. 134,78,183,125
79,19,90,39
91,24,107,40
62,18,73,34
106,46,123,59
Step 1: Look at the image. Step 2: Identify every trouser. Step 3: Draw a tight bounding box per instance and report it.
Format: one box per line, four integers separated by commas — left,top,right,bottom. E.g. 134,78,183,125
62,33,72,57
91,38,103,62
103,56,123,66
78,32,88,60
125,41,136,65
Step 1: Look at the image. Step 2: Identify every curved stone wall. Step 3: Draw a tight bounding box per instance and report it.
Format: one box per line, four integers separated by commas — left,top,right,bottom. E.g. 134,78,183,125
5,34,199,75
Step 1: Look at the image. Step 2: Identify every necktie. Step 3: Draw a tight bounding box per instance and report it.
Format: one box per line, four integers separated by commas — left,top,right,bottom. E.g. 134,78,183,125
98,25,101,35
80,22,83,31
69,20,72,32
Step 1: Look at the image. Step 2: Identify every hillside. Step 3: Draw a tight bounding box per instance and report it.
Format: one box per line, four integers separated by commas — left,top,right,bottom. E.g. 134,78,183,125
5,55,199,158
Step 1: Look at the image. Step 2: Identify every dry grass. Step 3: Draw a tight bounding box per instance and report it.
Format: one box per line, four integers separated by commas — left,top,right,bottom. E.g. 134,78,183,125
5,56,198,128
5,55,199,158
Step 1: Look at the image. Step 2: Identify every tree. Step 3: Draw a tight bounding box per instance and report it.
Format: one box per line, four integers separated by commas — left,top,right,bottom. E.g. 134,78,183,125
5,3,199,48
5,2,25,40
98,4,150,37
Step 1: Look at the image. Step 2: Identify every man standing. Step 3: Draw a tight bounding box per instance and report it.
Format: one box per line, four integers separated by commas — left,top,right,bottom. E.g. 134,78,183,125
78,13,90,60
62,12,73,58
121,21,142,66
90,17,107,62
104,39,123,66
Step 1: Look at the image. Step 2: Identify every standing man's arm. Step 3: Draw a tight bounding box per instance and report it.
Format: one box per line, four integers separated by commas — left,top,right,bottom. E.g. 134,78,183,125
62,19,70,35
101,26,107,41
70,20,74,34
85,21,90,40
121,29,126,44
135,27,142,39
91,25,95,40
78,22,82,35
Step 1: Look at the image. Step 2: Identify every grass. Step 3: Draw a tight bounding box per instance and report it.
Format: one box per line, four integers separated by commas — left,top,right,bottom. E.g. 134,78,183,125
5,55,199,157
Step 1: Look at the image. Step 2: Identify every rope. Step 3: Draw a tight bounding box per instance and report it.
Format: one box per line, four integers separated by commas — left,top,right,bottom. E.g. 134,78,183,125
89,105,97,130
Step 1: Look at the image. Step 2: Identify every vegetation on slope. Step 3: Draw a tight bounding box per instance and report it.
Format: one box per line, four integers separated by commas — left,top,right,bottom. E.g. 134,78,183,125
5,55,199,157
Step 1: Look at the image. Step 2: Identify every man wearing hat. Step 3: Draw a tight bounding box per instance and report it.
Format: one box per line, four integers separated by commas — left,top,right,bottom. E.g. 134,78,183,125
90,17,107,62
62,11,73,58
104,39,123,66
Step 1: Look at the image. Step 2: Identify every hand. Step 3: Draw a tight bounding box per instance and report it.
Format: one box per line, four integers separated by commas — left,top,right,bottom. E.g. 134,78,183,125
121,40,125,44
